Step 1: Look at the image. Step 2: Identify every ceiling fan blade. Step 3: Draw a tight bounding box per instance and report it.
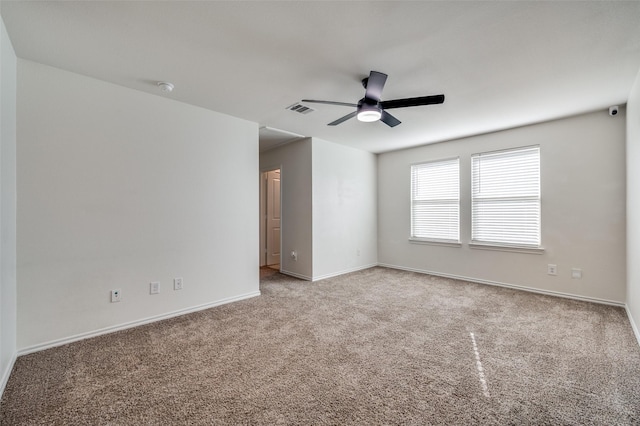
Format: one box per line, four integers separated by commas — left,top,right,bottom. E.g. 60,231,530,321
380,94,445,110
380,111,401,127
301,99,358,108
328,111,358,126
364,71,388,101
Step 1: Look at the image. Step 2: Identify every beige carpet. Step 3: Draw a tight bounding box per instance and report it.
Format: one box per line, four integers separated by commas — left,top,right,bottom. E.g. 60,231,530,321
2,267,639,425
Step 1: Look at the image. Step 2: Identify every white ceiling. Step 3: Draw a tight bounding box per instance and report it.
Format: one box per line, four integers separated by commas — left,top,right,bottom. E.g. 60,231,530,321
2,1,640,153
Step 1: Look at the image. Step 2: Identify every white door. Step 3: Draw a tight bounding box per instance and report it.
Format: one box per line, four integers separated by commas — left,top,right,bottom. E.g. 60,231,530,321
266,170,281,266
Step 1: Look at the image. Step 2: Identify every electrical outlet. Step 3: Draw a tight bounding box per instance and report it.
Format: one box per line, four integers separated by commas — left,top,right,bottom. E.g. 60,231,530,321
150,281,160,294
571,268,582,279
174,277,183,291
547,264,557,276
111,289,122,303
291,251,298,261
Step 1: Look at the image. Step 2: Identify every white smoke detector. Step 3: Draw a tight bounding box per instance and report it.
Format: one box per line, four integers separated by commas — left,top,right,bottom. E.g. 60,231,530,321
157,81,174,93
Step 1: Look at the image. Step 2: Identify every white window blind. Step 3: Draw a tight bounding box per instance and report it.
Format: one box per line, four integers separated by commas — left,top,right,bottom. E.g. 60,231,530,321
411,158,460,242
471,146,540,247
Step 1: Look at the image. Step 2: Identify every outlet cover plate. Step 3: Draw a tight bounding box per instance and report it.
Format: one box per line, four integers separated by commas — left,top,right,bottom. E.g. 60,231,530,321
150,281,160,294
174,277,183,290
111,289,122,303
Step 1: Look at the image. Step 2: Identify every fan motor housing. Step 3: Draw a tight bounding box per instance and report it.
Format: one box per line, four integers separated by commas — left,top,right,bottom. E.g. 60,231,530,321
358,97,380,109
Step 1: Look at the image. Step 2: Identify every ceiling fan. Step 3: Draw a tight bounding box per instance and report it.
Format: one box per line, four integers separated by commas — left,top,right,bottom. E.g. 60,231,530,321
302,71,444,127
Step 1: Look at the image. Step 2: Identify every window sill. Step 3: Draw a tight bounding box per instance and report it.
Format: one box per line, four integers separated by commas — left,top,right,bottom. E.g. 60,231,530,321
469,242,545,254
409,238,462,248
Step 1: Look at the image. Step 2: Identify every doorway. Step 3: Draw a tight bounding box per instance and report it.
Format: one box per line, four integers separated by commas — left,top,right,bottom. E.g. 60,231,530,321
260,168,281,270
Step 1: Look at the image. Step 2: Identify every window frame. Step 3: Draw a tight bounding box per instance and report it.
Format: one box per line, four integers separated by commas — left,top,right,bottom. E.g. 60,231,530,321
409,157,461,246
470,145,542,252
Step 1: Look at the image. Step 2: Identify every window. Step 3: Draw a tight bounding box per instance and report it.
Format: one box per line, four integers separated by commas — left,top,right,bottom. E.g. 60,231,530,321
410,158,460,243
471,146,540,248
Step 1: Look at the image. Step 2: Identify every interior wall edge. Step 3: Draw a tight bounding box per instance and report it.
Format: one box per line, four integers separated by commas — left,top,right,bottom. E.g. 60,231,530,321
626,305,640,347
0,352,17,400
377,263,626,307
0,11,18,403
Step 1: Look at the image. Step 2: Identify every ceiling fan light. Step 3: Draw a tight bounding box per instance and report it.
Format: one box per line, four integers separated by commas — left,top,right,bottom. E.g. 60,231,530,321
357,108,382,122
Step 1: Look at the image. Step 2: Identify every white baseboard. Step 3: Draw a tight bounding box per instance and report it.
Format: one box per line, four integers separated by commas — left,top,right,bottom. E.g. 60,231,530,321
280,263,378,282
626,305,640,347
0,352,17,400
18,291,261,356
279,269,312,281
312,263,379,282
378,263,625,307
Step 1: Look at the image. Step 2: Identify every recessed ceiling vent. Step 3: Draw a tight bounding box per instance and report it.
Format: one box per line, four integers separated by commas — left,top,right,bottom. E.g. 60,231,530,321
286,102,315,114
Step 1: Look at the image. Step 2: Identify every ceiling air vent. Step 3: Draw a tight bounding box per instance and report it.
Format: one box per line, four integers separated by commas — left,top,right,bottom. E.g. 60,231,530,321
286,102,315,114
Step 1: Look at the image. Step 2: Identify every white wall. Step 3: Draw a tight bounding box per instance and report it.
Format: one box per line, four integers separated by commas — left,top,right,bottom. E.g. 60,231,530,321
17,60,259,351
312,138,377,280
260,139,313,280
0,14,18,395
628,68,640,343
260,138,378,281
378,110,626,303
